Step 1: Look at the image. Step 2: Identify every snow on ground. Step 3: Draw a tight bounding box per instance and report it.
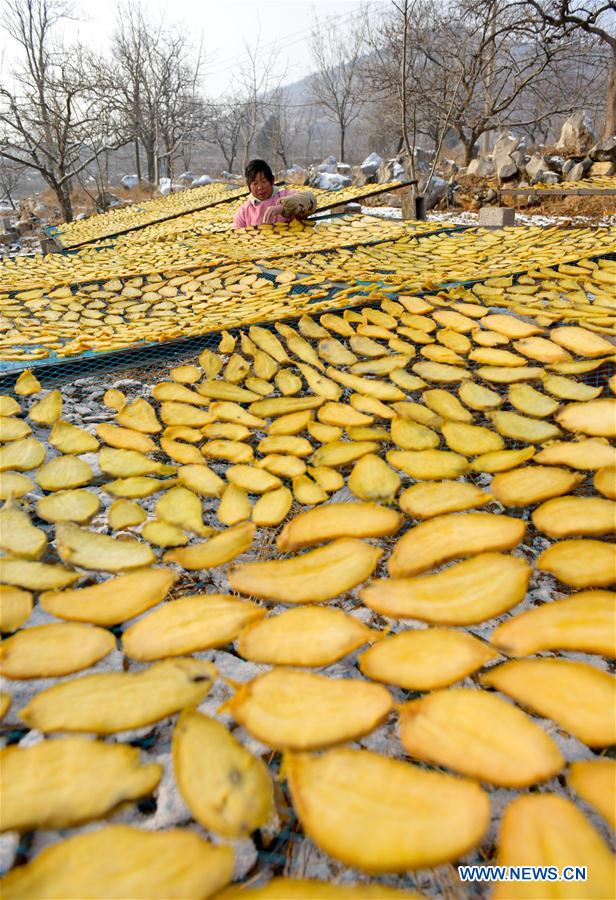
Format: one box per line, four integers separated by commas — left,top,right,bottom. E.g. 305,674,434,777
362,205,616,228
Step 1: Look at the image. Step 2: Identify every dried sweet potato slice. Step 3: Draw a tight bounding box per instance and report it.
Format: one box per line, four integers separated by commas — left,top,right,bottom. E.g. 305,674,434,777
362,553,530,624
534,438,616,470
0,622,114,679
482,659,616,747
28,389,62,425
387,449,469,480
471,446,536,473
0,503,47,559
0,437,45,472
556,398,616,437
359,628,498,690
508,383,559,418
252,486,292,526
238,606,374,667
388,513,525,578
310,441,379,468
36,455,92,491
568,760,616,831
442,422,504,455
542,374,602,402
155,485,212,536
37,489,99,524
123,593,264,660
493,794,615,899
173,711,273,839
115,398,161,433
550,325,614,358
227,668,392,750
490,590,615,658
49,420,99,454
399,688,563,786
164,522,255,570
537,540,616,588
0,584,33,632
277,503,402,551
348,454,400,502
490,465,582,506
285,748,489,872
20,657,216,733
0,737,161,832
390,416,439,450
491,410,561,443
56,523,155,572
228,538,381,603
398,481,490,518
0,559,78,591
0,825,233,899
422,389,473,422
532,496,616,537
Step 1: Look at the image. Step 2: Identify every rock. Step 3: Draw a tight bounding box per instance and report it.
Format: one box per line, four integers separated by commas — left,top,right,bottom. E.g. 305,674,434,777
121,174,139,190
581,156,592,172
562,159,575,176
538,171,559,185
589,160,616,176
95,191,119,209
418,174,447,210
336,163,352,176
379,159,406,182
32,203,49,217
555,111,596,157
565,161,586,182
310,172,351,191
317,156,338,174
525,154,552,183
191,174,213,187
492,131,525,180
158,178,172,196
360,152,383,177
545,155,564,173
589,136,616,163
178,172,196,186
467,157,495,177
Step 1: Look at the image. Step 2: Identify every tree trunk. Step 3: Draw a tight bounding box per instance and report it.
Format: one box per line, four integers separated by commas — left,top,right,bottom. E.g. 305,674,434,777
604,49,616,139
463,135,477,166
134,138,142,181
340,126,345,163
146,147,155,184
57,184,73,222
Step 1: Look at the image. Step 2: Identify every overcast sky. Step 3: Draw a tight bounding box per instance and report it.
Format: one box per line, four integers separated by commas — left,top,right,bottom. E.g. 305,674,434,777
1,0,372,98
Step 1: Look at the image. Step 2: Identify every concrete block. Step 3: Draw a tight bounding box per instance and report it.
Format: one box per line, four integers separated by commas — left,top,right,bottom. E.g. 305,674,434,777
479,206,515,227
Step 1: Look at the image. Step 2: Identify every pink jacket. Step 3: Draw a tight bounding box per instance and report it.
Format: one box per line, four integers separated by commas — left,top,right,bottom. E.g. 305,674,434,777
233,188,296,229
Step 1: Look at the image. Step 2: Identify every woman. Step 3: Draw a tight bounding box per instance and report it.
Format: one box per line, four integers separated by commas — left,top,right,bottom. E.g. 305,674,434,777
233,159,315,229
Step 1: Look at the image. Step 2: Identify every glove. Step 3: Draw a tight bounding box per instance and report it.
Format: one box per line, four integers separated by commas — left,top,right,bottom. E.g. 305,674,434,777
280,191,317,219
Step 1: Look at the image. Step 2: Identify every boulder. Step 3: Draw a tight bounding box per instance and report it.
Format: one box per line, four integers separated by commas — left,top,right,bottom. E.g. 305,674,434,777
537,171,559,185
310,172,351,191
418,174,447,210
525,154,552,183
121,174,139,190
379,159,406,182
492,132,525,180
178,172,196,186
555,111,596,157
467,157,495,177
158,177,172,196
562,159,575,176
336,163,352,176
589,137,616,163
545,155,564,173
589,160,616,177
191,174,213,187
564,161,586,182
317,156,338,174
360,152,382,177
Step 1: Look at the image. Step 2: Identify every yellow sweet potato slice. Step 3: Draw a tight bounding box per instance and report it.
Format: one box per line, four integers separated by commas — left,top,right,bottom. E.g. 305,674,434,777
389,512,525,578
258,435,313,458
537,539,616,588
325,367,405,401
296,364,342,401
0,824,233,899
36,455,93,491
390,370,426,392
123,592,264,660
362,553,530,624
20,657,216,733
491,465,582,506
490,590,615,658
200,348,224,377
173,711,272,839
96,422,157,453
0,417,31,442
99,448,173,478
307,466,344,492
493,794,615,899
0,737,161,832
225,464,281,494
249,325,289,363
442,422,504,455
317,337,357,366
491,410,561,443
480,314,541,338
28,389,62,425
153,382,209,405
103,388,126,411
0,559,78,591
532,496,615,537
0,622,114,678
0,437,45,472
0,503,47,559
508,383,560,418
224,353,250,384
56,523,155,572
399,687,563,786
268,409,314,435
160,401,213,428
423,389,473,422
250,396,324,417
534,438,616,470
543,373,603,402
311,440,378,468
105,476,177,498
142,520,187,547
0,396,21,416
227,668,392,750
177,463,224,497
556,398,616,437
568,760,616,831
258,454,307,478
0,584,32,632
359,628,498,690
170,364,202,384
477,365,542,383
387,449,469,480
550,325,614,358
238,606,374,667
252,486,292,526
286,747,489,872
0,472,34,500
471,446,536,473
40,568,175,626
482,658,615,747
412,361,471,383
14,369,41,396
594,465,616,498
348,453,400,502
347,425,388,442
159,437,203,466
49,420,99,454
155,485,212,536
390,416,439,450
458,381,503,410
164,521,255,570
513,336,572,364
318,402,373,427
218,484,251,525
202,439,254,463
209,401,266,428
277,503,402,551
398,480,490,518
196,381,260,403
469,347,527,367
393,402,441,428
108,499,146,529
216,878,422,898
292,474,328,506
115,398,161,433
229,538,381,603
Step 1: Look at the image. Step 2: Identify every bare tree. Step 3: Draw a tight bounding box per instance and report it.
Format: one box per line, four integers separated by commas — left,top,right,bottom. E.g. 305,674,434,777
310,18,365,161
515,0,615,138
237,39,281,168
0,0,123,221
0,157,26,209
206,100,245,173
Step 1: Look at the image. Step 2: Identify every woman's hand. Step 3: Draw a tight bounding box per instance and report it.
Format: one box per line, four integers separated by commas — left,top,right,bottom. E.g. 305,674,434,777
263,204,285,224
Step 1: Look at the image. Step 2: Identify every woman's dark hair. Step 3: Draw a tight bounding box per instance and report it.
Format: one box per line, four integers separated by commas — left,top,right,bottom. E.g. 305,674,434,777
245,158,274,185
